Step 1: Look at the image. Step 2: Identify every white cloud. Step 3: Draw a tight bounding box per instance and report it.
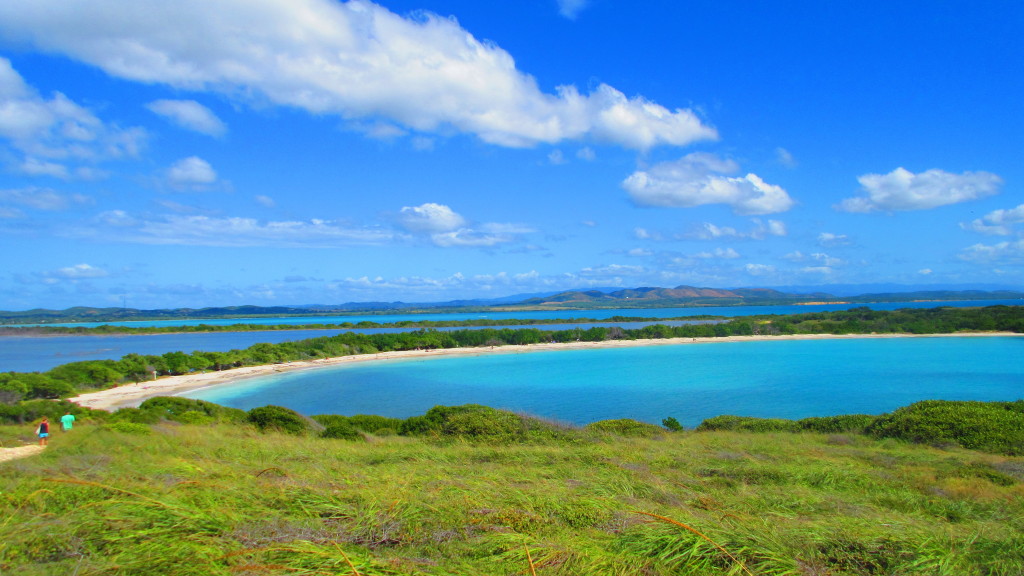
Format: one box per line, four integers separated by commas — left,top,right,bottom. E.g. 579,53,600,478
838,167,1002,213
255,195,276,207
817,232,851,247
693,247,740,259
146,99,226,136
689,218,787,240
918,268,932,275
576,147,595,161
547,149,566,165
126,215,393,247
959,239,1024,263
54,263,108,279
0,57,146,164
0,187,89,216
0,0,715,151
557,0,589,19
167,156,217,187
19,157,68,178
398,202,532,247
744,263,776,276
775,147,796,167
960,203,1024,236
622,152,794,214
398,203,466,233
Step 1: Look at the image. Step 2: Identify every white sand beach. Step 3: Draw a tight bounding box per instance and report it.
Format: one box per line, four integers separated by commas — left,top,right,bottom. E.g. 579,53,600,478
68,332,1021,411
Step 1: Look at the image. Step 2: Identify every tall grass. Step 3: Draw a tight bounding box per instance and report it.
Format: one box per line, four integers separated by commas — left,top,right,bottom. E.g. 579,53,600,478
2,421,1022,575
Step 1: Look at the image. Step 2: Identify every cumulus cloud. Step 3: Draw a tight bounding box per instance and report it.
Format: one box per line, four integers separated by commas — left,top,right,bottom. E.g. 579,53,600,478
398,203,466,233
622,152,794,214
146,99,226,136
960,203,1024,236
398,202,532,247
0,0,715,150
0,57,146,167
167,156,217,188
838,167,1002,213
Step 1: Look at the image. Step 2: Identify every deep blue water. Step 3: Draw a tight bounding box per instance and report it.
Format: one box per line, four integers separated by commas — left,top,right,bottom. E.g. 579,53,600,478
185,336,1024,427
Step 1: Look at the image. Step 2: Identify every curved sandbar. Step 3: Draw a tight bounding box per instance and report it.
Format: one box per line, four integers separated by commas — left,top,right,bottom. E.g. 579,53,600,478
69,332,1021,412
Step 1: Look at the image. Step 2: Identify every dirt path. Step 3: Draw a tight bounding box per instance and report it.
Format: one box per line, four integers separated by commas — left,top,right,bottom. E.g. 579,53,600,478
0,444,45,463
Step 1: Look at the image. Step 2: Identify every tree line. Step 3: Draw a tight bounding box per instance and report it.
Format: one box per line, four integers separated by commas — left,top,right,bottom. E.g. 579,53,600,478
1,305,1021,403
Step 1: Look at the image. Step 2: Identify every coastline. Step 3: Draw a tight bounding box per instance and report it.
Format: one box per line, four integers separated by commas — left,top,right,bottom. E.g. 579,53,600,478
68,332,1022,412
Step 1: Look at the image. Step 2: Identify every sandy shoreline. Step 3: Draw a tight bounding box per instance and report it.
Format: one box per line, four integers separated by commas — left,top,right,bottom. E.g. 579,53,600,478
68,332,1021,411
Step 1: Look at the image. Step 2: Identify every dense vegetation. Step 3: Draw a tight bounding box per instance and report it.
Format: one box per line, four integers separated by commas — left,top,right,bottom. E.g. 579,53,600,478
1,306,1021,405
2,399,1023,575
0,315,717,336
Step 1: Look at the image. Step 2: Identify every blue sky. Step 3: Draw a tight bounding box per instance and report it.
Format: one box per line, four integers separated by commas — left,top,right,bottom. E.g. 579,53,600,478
0,0,1021,310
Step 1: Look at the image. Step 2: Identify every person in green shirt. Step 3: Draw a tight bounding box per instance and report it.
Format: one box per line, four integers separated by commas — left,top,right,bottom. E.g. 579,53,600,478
60,411,75,432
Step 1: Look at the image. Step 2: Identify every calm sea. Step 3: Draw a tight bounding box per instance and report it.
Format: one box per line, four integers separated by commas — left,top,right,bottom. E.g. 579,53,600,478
185,336,1024,427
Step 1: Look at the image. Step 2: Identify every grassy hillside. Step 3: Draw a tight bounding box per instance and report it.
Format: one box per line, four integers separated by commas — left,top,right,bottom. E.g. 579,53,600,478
2,414,1022,575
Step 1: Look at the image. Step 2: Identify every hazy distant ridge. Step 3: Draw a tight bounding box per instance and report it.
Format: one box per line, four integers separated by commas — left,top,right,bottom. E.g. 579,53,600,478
1,286,1021,324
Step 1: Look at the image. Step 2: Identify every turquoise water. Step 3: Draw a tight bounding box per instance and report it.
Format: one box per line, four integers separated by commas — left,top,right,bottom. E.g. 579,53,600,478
186,336,1024,427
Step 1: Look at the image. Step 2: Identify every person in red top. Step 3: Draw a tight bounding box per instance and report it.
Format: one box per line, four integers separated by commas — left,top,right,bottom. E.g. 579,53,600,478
36,416,49,446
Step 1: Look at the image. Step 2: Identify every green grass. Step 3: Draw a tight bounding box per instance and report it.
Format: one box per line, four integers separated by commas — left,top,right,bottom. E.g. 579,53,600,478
2,421,1023,575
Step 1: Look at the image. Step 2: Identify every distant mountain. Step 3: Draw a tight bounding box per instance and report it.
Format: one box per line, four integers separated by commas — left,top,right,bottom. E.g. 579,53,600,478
513,285,833,308
1,286,1020,324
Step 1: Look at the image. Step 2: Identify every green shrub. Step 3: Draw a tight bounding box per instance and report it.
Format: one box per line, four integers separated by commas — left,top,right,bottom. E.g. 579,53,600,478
396,404,567,442
661,416,684,431
111,407,162,424
585,419,664,437
867,400,1024,455
139,396,246,423
175,411,214,425
321,421,363,441
312,413,403,435
106,421,151,435
0,399,98,425
696,415,801,433
798,414,876,434
247,405,320,435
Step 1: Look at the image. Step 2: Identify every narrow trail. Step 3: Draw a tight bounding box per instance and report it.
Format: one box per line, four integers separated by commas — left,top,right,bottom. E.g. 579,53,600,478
0,444,45,463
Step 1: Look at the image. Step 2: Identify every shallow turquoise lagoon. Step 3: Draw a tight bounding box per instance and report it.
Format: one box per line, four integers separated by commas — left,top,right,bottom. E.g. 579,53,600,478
185,336,1024,427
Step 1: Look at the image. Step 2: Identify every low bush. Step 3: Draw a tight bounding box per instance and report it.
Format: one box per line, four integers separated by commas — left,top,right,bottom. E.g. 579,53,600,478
139,396,246,423
799,414,877,433
321,420,363,440
312,413,403,435
105,421,151,435
867,400,1024,455
696,414,801,433
397,404,569,442
247,405,321,435
0,399,100,425
585,418,664,437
